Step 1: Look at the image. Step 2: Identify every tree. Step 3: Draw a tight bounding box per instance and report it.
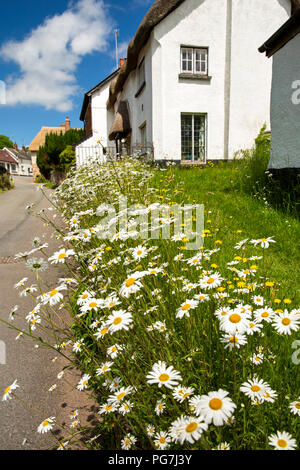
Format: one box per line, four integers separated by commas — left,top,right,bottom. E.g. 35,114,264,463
36,128,84,179
0,134,14,149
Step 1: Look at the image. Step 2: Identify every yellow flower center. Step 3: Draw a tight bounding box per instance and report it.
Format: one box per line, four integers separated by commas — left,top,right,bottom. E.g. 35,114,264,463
124,439,130,446
58,253,66,260
50,289,58,297
113,317,122,325
277,439,287,448
185,422,198,433
100,328,108,336
182,303,191,311
4,386,10,395
117,392,125,400
159,437,166,444
89,302,97,308
82,294,88,299
209,398,223,410
158,373,170,382
111,346,117,352
125,278,135,288
229,336,238,343
295,403,300,409
251,385,260,392
207,278,215,284
106,405,113,411
137,250,142,255
102,366,109,372
229,313,241,324
282,318,291,326
42,420,49,427
261,312,269,318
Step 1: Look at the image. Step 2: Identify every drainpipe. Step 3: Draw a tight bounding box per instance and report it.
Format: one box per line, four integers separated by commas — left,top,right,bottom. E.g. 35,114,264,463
224,0,233,160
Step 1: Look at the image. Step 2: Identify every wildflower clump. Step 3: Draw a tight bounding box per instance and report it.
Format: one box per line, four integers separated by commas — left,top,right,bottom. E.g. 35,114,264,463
3,158,299,450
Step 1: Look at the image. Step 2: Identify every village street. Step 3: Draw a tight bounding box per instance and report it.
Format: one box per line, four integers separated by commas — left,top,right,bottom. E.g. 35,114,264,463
0,177,96,450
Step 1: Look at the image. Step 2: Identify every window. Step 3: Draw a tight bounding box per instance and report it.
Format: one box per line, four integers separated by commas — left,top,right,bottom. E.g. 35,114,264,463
140,122,147,147
181,114,206,162
137,59,145,91
181,47,208,75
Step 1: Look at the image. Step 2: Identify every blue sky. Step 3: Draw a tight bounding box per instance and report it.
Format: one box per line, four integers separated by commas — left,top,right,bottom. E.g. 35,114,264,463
0,0,153,147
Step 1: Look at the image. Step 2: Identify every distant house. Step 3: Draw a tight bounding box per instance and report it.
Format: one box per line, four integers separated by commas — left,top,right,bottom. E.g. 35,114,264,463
5,146,33,176
77,0,298,167
0,145,33,176
29,117,71,180
75,69,119,166
0,149,18,175
259,7,300,171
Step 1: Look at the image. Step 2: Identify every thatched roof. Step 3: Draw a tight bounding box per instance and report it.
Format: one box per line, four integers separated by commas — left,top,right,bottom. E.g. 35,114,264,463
107,0,186,109
29,126,66,152
107,0,299,109
109,101,131,141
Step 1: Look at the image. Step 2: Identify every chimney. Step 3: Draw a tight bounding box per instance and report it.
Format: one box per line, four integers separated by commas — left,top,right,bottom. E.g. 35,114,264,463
65,117,70,131
13,143,18,150
22,145,26,152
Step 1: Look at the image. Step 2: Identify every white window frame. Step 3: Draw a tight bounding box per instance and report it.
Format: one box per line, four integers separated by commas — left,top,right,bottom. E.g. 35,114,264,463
181,47,208,75
181,113,207,162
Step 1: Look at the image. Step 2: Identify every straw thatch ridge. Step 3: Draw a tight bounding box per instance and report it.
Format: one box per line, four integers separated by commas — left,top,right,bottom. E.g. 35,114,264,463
109,101,131,140
107,0,186,109
107,0,299,110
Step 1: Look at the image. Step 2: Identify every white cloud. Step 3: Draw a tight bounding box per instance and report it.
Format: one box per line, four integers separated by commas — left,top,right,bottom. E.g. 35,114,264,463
0,0,113,111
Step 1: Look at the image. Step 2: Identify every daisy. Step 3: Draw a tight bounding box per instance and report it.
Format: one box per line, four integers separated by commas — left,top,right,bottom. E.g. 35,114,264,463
268,431,297,450
272,311,299,335
132,245,148,260
250,237,275,249
220,310,251,335
70,410,79,419
77,373,91,391
155,400,165,415
37,417,55,434
199,272,223,290
98,403,117,415
79,298,103,314
77,290,95,306
221,333,248,350
262,388,278,403
172,386,195,403
214,307,232,320
48,384,57,392
96,361,114,376
254,307,274,323
216,442,231,450
234,239,249,250
70,419,80,429
146,361,182,389
154,431,171,450
2,380,19,401
107,310,133,333
57,441,69,450
43,287,65,307
107,344,123,359
57,371,64,380
104,294,121,310
194,292,210,302
250,353,264,365
14,277,28,289
107,386,133,405
94,324,110,340
147,424,156,437
289,399,300,416
107,377,122,392
253,295,264,306
169,415,208,445
190,389,236,426
240,376,269,402
26,257,48,272
119,271,145,298
119,401,133,415
246,320,263,335
48,249,75,264
176,299,199,319
121,434,136,450
73,339,84,353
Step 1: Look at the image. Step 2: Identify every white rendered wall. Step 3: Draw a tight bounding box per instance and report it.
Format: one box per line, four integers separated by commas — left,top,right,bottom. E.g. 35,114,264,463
269,33,300,169
228,0,291,158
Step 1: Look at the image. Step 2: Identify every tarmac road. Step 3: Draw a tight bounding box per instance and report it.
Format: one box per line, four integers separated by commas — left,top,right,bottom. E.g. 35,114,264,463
0,177,97,450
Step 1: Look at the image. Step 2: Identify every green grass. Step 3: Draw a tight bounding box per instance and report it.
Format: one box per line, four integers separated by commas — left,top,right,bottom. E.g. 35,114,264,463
151,164,300,303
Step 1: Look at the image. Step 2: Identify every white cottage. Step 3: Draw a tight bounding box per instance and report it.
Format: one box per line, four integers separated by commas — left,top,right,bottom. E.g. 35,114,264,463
77,0,299,166
259,8,300,170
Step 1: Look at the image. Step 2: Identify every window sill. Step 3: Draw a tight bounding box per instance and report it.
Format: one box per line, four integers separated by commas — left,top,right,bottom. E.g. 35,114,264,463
179,74,212,81
135,81,146,98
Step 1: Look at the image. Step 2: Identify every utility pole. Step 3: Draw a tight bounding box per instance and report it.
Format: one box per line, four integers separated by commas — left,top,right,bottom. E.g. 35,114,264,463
114,29,119,70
